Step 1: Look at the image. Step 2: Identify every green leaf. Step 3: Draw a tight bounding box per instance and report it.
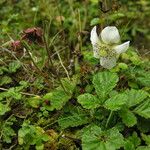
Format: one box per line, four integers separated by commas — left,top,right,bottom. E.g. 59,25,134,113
2,124,16,143
8,61,21,73
134,99,150,119
136,146,150,150
0,76,12,86
90,18,100,26
0,103,10,116
43,89,71,111
1,116,16,143
104,94,128,111
58,113,89,129
137,117,150,133
137,76,150,87
27,96,41,108
141,133,150,146
124,132,141,150
126,89,148,107
82,125,124,150
77,93,100,109
119,108,137,127
18,121,50,148
93,71,119,102
43,78,76,111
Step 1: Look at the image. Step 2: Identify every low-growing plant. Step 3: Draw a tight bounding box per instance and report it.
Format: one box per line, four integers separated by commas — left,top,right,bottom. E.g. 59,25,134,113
0,0,150,150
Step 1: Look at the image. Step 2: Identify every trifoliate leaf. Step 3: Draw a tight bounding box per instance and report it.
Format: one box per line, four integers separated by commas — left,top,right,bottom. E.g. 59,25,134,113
126,89,148,107
134,99,150,119
119,108,137,127
104,94,128,111
92,71,119,102
77,93,100,109
82,125,124,150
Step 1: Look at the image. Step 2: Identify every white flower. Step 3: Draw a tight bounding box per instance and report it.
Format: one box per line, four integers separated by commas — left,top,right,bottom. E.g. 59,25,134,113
90,26,130,69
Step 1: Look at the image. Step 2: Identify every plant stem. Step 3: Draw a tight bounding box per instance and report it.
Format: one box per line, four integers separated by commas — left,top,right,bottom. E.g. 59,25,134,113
43,35,68,94
55,47,70,80
0,87,39,97
22,41,52,87
105,111,113,128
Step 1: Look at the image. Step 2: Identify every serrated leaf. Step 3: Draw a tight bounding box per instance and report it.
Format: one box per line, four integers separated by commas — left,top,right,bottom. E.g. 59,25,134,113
0,103,10,116
134,99,150,119
58,113,89,129
77,93,100,109
126,89,148,107
8,61,21,73
141,133,150,146
137,76,150,87
2,125,16,143
43,78,76,111
82,125,124,150
136,146,150,150
124,132,141,150
104,94,128,111
119,108,137,127
93,71,119,102
0,76,12,86
43,89,71,111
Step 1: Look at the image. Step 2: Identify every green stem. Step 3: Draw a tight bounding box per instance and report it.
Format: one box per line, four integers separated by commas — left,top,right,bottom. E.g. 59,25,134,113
105,111,113,128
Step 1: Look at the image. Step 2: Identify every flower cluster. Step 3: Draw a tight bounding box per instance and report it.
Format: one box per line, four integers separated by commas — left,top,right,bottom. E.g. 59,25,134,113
90,26,130,69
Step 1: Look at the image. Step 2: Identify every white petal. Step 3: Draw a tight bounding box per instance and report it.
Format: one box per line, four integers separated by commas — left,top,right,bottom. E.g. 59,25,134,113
90,26,99,45
101,26,120,44
90,26,100,58
92,45,100,58
100,57,117,69
114,41,130,54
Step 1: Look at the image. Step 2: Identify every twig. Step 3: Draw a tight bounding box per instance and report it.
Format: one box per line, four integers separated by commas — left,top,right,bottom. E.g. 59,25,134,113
43,35,68,94
22,41,52,87
0,87,39,97
55,47,70,80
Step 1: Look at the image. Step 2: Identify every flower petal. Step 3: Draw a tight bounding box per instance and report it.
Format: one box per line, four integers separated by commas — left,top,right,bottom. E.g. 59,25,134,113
114,41,130,54
90,26,100,58
93,46,100,58
101,26,120,44
100,57,117,69
90,26,99,45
